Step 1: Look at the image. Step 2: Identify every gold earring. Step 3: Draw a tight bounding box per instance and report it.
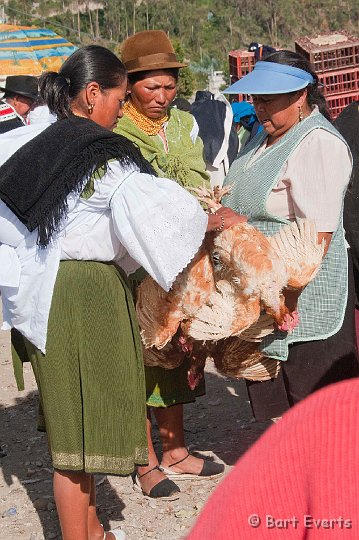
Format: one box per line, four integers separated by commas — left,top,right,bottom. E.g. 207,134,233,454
299,105,304,122
88,102,94,114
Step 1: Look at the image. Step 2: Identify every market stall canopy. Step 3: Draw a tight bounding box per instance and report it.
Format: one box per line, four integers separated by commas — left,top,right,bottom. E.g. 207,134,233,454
0,24,77,76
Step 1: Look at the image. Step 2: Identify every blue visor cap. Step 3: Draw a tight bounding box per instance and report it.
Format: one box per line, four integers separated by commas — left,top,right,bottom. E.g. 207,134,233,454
223,61,314,95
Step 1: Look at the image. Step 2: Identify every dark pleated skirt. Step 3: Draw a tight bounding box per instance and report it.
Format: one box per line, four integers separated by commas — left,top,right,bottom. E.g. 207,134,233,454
247,254,359,421
20,260,148,475
145,360,206,407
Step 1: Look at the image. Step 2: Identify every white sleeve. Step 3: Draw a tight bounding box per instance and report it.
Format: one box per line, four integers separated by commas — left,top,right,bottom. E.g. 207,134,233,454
285,129,352,232
0,123,50,165
0,200,27,288
106,164,208,291
190,116,200,143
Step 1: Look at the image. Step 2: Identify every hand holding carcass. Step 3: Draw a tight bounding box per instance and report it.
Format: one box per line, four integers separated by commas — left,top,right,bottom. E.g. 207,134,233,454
188,184,247,231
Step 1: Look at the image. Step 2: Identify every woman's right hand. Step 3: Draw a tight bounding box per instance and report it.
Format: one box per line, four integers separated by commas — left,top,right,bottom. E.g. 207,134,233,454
206,206,247,233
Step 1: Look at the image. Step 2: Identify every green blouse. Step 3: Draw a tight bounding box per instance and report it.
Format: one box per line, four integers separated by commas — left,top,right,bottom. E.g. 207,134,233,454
115,107,210,189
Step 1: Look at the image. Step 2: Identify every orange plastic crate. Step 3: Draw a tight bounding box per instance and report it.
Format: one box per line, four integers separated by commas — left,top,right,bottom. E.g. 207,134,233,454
229,50,255,79
295,33,359,73
318,67,359,96
326,91,359,119
228,50,256,102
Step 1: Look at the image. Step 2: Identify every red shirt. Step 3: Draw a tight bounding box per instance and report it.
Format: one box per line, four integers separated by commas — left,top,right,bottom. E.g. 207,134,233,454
187,379,359,539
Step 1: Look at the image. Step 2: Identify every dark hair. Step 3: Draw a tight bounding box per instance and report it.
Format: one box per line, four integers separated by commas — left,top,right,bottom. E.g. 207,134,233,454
263,50,331,121
172,96,191,111
128,68,179,85
3,91,16,100
39,45,127,119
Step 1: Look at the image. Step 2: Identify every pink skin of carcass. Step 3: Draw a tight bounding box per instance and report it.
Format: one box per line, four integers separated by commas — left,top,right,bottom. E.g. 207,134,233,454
187,369,203,391
176,336,203,390
176,309,299,389
277,310,300,332
177,335,194,354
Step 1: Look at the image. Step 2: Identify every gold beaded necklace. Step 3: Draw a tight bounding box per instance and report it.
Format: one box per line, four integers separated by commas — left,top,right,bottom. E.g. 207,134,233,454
124,100,168,136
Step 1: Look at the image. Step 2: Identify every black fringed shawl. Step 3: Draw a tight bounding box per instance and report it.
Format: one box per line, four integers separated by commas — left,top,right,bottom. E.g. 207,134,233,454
0,116,156,247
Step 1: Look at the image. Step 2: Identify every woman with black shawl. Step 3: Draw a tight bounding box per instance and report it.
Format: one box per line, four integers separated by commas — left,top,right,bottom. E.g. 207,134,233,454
0,45,241,540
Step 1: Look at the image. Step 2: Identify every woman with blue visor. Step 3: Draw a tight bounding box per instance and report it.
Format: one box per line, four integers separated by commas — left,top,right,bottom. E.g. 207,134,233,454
221,50,359,422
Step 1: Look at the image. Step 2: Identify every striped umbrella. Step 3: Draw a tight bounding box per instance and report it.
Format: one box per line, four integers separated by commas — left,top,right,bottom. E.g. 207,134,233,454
0,24,77,76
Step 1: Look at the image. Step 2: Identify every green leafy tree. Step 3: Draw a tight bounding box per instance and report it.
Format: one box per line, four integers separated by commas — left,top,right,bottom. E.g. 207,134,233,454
4,0,359,77
173,41,195,98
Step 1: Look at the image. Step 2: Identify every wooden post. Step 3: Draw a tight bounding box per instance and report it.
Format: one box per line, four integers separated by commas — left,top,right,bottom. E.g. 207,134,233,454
118,3,121,41
125,5,128,38
87,2,94,38
95,9,100,39
77,0,81,39
72,1,75,30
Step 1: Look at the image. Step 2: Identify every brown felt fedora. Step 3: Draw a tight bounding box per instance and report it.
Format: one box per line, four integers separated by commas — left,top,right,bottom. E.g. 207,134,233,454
121,30,187,73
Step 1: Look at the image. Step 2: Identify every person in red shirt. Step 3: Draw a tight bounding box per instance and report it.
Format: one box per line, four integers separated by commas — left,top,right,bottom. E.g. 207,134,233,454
187,378,359,539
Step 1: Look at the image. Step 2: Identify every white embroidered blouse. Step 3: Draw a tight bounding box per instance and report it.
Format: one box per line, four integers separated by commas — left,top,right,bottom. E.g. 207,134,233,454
0,123,208,353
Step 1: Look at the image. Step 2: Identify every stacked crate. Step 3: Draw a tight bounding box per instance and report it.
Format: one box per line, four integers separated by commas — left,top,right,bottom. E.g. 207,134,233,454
228,49,255,102
228,47,281,101
295,33,359,119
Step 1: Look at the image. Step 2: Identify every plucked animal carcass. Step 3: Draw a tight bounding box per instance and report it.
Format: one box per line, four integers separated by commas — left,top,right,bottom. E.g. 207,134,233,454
136,186,324,386
137,243,215,350
211,337,280,381
189,218,324,341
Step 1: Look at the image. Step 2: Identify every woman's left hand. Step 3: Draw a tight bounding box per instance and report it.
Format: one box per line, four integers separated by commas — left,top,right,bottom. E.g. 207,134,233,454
206,206,247,233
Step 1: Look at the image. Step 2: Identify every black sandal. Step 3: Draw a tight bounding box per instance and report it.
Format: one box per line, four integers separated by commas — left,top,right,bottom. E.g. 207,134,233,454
161,451,225,480
133,465,180,500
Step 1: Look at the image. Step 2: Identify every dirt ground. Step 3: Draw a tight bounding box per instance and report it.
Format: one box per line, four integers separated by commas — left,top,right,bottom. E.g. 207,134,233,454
0,318,270,540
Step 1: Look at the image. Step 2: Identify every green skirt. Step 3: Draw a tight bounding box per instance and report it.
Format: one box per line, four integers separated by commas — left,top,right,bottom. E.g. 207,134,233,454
20,261,148,475
145,361,205,407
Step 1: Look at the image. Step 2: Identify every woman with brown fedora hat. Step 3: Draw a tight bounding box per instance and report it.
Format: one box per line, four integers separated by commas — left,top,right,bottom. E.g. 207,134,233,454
115,30,227,499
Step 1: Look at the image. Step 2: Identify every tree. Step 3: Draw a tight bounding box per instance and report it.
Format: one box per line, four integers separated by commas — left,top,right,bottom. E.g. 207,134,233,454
173,41,196,98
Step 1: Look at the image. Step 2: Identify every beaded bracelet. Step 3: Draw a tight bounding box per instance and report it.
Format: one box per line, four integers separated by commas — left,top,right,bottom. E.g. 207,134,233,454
214,213,225,233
